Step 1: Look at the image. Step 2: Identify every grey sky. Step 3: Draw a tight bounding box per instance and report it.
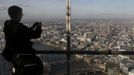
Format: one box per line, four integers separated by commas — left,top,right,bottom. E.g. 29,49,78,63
1,0,134,21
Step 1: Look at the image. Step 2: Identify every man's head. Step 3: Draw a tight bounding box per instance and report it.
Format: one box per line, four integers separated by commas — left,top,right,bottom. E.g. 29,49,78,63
8,5,23,22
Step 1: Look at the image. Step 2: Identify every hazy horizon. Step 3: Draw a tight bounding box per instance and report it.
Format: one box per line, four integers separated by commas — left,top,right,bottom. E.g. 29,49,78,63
1,0,134,21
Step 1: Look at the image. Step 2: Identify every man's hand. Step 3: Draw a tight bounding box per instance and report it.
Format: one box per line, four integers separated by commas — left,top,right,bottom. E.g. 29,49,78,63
32,22,42,28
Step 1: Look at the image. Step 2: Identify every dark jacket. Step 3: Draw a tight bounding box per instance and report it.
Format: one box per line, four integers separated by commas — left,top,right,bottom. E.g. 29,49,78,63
2,20,42,61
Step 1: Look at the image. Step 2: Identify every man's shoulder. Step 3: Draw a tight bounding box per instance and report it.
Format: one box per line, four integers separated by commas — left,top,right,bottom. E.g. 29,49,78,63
4,20,10,25
4,20,28,29
4,20,18,25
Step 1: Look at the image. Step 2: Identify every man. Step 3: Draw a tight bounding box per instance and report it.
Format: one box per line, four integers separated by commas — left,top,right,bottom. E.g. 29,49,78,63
2,5,43,75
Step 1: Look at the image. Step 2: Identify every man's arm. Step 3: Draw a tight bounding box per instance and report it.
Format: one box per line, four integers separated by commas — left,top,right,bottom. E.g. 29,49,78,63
18,23,42,39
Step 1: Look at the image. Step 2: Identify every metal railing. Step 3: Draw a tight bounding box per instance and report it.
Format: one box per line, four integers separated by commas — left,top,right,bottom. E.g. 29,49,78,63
34,50,134,75
35,50,134,55
1,50,134,75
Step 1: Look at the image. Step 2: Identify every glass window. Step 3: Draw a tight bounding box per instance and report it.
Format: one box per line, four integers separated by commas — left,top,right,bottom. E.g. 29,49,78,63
1,0,134,75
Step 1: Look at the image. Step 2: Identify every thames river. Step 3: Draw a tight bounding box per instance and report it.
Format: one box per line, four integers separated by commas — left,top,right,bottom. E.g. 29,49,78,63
0,42,106,75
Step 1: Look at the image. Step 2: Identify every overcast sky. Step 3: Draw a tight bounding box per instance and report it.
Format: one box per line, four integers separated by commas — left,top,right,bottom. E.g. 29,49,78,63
1,0,134,21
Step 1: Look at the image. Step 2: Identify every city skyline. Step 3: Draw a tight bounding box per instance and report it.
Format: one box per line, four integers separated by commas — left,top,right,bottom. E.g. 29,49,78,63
1,0,134,20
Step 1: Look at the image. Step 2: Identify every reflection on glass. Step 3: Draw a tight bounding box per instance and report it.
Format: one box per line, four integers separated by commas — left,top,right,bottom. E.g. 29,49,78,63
39,54,67,75
0,54,67,75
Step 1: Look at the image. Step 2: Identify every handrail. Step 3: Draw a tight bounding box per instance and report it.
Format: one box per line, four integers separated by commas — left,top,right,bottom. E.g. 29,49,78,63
34,50,134,55
1,50,134,55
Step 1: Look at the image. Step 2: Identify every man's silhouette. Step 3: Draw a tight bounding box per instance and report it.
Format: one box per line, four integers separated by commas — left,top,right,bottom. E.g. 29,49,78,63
2,5,43,75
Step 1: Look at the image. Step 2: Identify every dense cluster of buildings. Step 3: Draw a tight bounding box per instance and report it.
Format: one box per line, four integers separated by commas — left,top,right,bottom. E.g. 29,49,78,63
39,19,134,52
0,19,134,75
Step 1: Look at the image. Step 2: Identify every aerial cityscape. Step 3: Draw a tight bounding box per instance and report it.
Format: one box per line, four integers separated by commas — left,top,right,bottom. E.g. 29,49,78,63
1,0,134,75
0,19,134,75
